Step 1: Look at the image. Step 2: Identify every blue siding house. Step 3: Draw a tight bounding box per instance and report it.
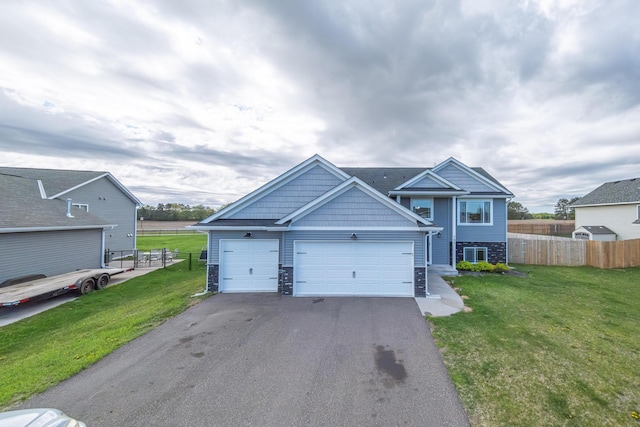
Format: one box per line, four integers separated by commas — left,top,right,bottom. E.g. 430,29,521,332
192,155,513,297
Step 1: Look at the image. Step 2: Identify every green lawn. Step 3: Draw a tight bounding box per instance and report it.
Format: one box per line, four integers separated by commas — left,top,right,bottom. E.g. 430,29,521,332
137,233,207,254
430,265,640,426
0,237,209,410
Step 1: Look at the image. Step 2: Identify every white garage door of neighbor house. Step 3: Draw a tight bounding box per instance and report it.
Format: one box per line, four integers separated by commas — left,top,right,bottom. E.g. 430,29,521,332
294,241,414,297
219,239,279,292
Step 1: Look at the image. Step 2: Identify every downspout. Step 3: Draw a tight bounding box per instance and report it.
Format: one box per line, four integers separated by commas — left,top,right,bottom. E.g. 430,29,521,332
100,229,106,268
451,196,457,269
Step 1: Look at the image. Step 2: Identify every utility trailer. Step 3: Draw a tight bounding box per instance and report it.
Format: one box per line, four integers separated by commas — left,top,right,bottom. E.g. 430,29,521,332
0,268,132,307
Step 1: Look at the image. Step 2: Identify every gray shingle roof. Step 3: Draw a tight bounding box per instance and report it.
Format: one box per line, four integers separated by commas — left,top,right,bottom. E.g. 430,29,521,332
340,166,507,195
578,225,616,235
0,172,114,231
0,167,106,197
572,177,640,206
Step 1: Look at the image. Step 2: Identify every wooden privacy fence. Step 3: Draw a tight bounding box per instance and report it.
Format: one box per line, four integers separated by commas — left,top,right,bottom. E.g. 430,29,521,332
508,220,575,236
508,233,640,268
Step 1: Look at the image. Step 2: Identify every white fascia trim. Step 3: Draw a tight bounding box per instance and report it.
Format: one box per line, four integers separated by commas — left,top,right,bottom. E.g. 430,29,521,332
0,224,117,233
276,177,434,226
394,170,463,191
389,190,469,197
432,157,513,195
37,180,47,198
286,226,443,231
48,173,143,206
201,154,350,223
574,201,639,208
186,225,288,231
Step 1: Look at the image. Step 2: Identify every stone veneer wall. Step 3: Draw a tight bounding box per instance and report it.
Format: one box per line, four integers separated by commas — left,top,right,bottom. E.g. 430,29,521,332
280,266,293,295
207,264,219,292
456,242,507,264
414,267,426,297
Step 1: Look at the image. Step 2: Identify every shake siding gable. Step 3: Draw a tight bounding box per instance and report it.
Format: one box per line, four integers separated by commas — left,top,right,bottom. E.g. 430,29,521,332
406,175,448,189
292,187,417,227
436,164,495,193
229,165,344,219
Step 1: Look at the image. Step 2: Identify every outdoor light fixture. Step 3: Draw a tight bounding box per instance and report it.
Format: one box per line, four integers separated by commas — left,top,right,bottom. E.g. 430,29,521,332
244,232,253,238
437,231,442,238
350,233,357,239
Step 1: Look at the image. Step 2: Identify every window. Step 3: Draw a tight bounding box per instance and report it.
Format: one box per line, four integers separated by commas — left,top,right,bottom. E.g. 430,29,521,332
410,198,433,220
459,200,492,224
464,247,488,263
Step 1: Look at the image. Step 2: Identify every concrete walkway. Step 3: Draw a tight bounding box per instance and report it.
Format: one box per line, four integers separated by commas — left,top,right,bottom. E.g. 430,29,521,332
415,273,465,317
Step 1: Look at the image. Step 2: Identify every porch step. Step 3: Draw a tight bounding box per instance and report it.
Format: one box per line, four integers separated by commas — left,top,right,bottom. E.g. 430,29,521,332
429,264,459,276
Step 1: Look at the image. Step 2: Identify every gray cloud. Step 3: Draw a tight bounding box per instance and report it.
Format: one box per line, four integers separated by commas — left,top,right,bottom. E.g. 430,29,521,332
0,0,638,211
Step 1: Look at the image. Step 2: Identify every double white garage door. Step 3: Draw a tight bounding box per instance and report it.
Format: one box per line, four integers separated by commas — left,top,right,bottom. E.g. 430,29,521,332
219,240,414,297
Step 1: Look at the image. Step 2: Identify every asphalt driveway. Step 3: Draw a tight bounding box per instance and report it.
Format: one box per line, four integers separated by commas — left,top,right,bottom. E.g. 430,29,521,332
21,294,469,426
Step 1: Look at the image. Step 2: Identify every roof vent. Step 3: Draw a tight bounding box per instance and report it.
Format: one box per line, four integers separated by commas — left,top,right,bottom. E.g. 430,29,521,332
66,198,74,218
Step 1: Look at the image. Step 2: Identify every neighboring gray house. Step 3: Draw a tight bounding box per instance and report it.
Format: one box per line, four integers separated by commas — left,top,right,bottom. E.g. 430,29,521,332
571,177,640,241
0,168,141,284
192,155,513,297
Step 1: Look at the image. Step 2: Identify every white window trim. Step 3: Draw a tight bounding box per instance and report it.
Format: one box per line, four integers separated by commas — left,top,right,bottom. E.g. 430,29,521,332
464,247,488,263
410,197,434,221
72,203,89,212
457,199,493,226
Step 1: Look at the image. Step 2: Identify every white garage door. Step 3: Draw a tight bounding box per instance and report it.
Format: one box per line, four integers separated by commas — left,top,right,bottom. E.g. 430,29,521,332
219,240,279,292
294,241,414,297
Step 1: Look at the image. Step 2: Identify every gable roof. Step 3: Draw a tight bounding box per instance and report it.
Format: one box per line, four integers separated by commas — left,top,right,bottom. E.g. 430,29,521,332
572,177,640,207
276,177,439,230
0,167,142,206
575,225,616,235
201,154,350,223
0,173,115,233
342,158,512,197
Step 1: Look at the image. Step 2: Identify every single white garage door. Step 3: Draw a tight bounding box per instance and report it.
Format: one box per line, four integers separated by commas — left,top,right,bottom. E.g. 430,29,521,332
294,241,414,297
219,239,279,292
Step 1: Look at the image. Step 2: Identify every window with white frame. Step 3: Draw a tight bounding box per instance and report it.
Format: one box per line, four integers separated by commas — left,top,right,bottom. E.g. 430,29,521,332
410,198,433,220
459,200,492,224
464,247,488,263
72,203,89,212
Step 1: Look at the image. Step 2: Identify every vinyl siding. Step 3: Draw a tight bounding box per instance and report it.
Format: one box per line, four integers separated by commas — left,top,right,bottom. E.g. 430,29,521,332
229,165,344,219
283,230,426,267
456,198,507,242
436,164,495,193
293,187,416,227
0,229,103,284
64,177,137,251
208,231,284,264
575,204,640,240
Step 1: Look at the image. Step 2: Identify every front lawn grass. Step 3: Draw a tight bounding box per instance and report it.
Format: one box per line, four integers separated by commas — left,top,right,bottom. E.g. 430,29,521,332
0,260,209,410
430,265,640,426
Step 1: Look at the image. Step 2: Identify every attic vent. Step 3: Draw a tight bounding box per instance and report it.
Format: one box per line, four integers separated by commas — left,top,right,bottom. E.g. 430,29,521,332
66,198,74,218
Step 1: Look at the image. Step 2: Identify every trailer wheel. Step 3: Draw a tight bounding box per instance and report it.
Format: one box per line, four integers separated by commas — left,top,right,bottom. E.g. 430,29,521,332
79,278,95,295
95,274,110,290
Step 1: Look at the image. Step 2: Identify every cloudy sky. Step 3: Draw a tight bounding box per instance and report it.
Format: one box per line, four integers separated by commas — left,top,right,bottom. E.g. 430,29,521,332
1,0,638,213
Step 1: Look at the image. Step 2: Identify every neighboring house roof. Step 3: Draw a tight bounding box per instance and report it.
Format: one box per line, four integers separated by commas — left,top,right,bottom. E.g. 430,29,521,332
0,173,115,233
0,167,142,206
575,226,616,235
572,177,640,207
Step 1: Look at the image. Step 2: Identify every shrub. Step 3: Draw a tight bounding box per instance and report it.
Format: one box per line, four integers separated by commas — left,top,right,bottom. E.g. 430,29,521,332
494,263,509,273
475,261,495,272
456,260,475,271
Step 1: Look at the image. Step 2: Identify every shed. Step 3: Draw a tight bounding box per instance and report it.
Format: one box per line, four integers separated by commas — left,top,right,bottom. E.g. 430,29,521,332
572,226,616,241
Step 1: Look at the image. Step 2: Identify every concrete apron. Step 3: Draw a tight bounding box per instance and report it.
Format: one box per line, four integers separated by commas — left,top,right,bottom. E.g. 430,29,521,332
415,273,465,317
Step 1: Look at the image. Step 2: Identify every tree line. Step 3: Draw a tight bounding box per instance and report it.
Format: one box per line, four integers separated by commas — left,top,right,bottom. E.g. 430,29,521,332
137,203,216,221
508,197,581,220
